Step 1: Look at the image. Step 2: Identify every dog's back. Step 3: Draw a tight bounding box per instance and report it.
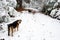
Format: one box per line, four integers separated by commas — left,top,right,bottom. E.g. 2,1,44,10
8,20,18,28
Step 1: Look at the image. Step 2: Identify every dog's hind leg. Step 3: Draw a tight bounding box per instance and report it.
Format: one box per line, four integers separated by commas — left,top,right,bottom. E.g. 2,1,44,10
8,27,10,36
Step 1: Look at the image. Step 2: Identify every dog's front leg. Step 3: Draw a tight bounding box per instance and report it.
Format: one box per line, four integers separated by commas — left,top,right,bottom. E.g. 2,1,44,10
8,27,10,36
17,25,19,31
11,27,13,36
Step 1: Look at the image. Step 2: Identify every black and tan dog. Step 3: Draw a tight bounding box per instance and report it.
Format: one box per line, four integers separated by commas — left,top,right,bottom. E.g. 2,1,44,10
8,19,22,36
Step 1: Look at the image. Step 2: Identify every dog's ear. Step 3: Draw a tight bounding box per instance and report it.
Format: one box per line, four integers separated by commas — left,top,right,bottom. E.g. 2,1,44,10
17,20,22,24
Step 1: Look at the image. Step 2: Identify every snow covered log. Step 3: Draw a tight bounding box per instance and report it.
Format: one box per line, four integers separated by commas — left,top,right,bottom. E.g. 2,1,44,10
8,7,20,17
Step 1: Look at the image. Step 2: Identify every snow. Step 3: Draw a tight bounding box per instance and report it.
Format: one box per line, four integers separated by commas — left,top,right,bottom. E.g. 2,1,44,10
0,11,60,40
53,2,58,8
0,0,17,23
0,0,17,8
50,8,58,17
0,0,60,40
7,0,17,8
22,0,44,11
58,0,60,2
50,8,60,19
25,8,39,11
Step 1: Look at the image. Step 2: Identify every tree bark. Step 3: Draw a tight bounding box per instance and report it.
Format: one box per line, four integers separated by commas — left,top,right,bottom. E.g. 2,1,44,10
16,0,22,8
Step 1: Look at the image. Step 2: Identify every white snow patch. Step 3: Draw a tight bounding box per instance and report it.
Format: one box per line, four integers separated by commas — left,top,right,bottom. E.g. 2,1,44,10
0,11,60,40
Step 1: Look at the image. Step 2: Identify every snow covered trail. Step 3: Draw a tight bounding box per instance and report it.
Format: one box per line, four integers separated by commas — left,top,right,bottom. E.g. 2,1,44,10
0,12,60,40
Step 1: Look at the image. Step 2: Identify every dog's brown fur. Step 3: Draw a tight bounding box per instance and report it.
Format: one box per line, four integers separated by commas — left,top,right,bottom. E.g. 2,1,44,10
8,19,22,36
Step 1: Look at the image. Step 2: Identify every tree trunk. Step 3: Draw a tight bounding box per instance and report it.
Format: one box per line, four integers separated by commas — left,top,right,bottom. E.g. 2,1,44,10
16,0,22,8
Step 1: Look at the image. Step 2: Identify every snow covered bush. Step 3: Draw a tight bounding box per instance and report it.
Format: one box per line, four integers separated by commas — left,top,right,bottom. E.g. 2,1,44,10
0,9,10,23
50,8,60,20
49,1,60,20
0,0,17,8
53,2,60,9
41,0,60,20
0,25,3,31
0,15,9,23
0,0,7,8
41,1,56,15
0,0,18,23
6,0,17,8
50,8,58,18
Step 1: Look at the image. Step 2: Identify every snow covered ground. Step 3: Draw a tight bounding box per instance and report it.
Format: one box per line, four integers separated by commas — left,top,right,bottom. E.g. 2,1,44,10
0,11,60,40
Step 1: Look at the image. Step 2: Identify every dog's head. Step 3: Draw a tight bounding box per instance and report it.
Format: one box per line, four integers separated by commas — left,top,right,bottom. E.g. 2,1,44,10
17,19,22,24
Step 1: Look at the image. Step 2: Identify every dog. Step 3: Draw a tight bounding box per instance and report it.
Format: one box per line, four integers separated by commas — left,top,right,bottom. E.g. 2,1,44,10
8,19,22,36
